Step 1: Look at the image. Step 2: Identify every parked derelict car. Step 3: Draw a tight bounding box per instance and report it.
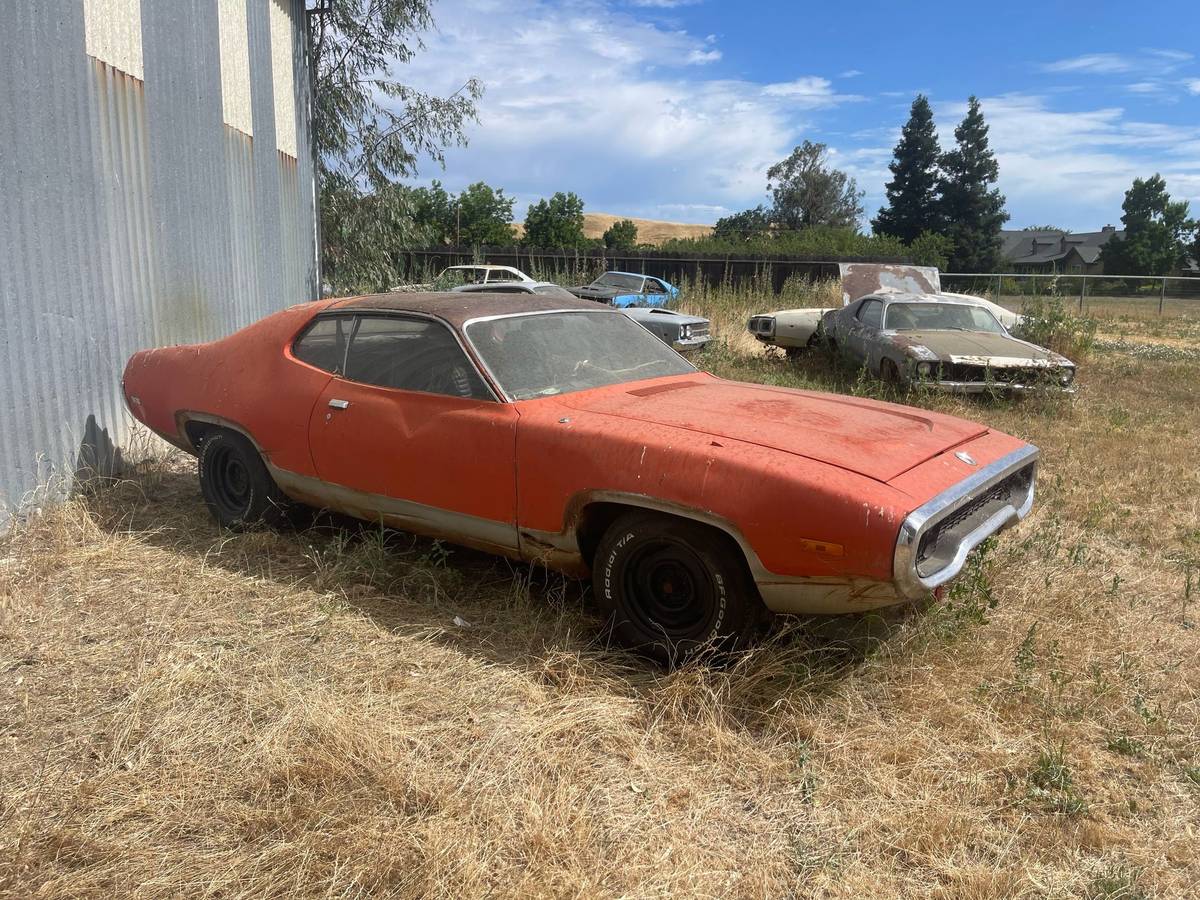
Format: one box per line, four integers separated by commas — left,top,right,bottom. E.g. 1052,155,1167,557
437,264,535,285
820,294,1076,392
569,271,680,307
454,281,710,353
748,262,1024,357
123,292,1039,664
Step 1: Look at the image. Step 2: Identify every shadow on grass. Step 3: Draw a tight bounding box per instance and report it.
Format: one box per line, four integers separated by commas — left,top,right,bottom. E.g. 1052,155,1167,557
80,456,946,721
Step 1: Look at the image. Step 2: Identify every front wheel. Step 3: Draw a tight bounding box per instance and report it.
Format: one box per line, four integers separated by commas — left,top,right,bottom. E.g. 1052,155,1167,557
593,513,765,666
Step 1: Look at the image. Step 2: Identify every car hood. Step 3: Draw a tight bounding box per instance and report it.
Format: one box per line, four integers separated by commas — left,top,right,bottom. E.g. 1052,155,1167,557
572,285,625,299
890,330,1065,364
623,309,707,326
560,377,987,483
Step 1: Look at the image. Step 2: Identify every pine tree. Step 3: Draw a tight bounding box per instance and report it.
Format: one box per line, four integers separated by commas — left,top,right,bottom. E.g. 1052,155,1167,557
873,95,941,243
938,97,1009,272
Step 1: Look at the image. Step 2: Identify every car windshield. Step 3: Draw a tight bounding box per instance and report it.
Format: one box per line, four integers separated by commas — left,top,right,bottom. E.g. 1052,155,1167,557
884,302,1006,334
466,311,695,400
593,273,643,291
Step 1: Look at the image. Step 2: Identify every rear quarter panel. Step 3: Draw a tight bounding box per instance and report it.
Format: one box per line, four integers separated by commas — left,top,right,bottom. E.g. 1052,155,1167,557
123,301,335,476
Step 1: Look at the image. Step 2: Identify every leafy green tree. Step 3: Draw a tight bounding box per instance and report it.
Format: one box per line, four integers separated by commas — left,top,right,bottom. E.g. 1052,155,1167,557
938,97,1009,272
408,180,455,244
873,95,942,243
602,218,639,250
312,1,483,290
320,181,425,293
1023,225,1066,232
767,141,864,230
454,182,516,246
712,205,773,241
1101,175,1194,275
906,231,953,270
523,192,587,248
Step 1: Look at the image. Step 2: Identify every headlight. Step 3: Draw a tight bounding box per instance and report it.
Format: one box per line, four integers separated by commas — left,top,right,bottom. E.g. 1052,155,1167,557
749,316,775,337
1059,367,1075,385
916,361,933,378
680,325,691,339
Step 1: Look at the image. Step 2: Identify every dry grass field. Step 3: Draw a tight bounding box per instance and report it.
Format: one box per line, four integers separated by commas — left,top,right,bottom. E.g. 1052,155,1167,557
3,284,1199,898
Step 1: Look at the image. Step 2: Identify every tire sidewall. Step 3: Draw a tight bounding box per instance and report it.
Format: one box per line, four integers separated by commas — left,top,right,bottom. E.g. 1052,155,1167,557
595,515,756,663
198,431,271,529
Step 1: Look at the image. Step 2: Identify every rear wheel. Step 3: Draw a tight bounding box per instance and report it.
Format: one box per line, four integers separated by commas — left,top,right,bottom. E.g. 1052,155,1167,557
198,430,290,529
593,512,765,666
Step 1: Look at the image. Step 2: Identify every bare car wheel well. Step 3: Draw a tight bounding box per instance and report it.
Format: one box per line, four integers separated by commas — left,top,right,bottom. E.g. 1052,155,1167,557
183,419,219,452
574,501,756,583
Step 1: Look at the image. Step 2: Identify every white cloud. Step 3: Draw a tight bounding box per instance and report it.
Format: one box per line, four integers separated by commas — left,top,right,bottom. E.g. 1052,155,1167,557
1039,49,1193,78
686,47,721,64
397,0,861,222
1186,79,1200,95
1041,53,1134,74
839,69,863,79
762,76,862,108
629,0,702,7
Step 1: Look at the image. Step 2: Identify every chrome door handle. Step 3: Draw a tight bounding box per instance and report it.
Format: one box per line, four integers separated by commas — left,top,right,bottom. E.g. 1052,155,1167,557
328,399,350,409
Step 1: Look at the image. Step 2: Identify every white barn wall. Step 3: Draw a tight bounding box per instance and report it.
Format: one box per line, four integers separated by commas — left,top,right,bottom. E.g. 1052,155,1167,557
0,1,319,521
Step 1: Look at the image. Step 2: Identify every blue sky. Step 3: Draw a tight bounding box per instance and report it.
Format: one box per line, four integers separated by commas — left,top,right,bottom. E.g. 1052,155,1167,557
402,0,1200,232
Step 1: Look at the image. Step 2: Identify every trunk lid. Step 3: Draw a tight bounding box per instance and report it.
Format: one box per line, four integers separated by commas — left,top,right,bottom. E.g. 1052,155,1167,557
561,378,987,482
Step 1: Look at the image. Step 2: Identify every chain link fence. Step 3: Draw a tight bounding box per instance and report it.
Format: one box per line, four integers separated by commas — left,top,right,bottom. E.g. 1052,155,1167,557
940,272,1200,319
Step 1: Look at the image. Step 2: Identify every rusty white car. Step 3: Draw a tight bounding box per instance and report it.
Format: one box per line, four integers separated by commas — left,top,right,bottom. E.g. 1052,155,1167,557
123,291,1039,664
748,263,1023,356
821,294,1076,392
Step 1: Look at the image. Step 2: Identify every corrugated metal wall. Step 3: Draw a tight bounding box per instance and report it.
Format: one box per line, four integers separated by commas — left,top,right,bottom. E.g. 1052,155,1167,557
0,1,319,521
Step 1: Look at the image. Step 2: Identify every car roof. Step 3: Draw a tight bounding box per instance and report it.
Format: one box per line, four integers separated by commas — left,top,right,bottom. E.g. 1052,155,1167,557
602,271,652,278
454,281,565,292
447,264,518,271
332,291,607,327
862,292,993,307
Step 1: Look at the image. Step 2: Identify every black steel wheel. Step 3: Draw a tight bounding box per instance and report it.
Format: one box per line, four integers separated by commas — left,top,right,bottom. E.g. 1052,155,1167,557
593,512,765,666
198,430,289,529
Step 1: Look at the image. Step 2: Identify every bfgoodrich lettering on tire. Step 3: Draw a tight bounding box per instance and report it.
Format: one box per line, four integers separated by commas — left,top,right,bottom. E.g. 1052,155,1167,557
593,511,765,666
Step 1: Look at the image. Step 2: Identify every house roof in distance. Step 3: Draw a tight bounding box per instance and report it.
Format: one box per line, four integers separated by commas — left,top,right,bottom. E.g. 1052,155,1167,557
1001,227,1124,266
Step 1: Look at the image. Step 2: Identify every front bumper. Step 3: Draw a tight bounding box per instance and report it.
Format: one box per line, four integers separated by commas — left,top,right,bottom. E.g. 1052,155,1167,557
672,335,711,353
919,380,1077,394
892,444,1039,599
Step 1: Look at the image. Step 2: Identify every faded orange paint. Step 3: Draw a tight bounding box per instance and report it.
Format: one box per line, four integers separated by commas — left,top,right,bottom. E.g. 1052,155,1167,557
122,296,1036,606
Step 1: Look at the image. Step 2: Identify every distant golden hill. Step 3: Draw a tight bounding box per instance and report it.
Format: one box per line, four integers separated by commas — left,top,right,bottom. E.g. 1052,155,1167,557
510,213,713,246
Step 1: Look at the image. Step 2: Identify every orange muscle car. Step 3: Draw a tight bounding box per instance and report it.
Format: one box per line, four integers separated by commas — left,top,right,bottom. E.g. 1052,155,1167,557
123,292,1038,663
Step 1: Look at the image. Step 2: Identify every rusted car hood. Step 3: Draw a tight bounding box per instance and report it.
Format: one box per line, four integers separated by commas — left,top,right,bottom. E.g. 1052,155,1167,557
561,378,986,482
892,330,1059,362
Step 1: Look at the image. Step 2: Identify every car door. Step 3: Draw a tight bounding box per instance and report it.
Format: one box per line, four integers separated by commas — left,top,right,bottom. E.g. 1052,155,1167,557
305,313,520,553
641,277,669,308
845,298,883,368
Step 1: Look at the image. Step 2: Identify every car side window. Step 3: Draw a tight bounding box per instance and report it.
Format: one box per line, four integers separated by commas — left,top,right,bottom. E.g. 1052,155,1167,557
644,279,664,294
859,300,883,329
342,315,492,400
293,315,352,374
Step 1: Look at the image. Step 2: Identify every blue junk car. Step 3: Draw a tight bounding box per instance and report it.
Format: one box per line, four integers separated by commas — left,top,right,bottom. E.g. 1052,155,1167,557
568,271,680,308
